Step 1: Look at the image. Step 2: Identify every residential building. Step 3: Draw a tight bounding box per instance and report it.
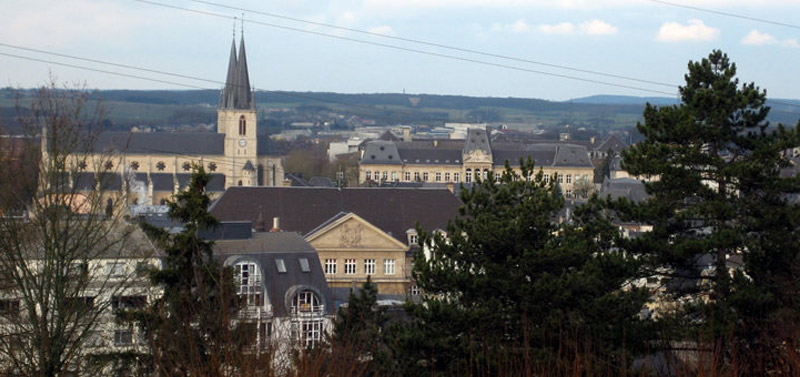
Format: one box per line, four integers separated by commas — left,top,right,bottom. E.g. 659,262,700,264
209,187,462,297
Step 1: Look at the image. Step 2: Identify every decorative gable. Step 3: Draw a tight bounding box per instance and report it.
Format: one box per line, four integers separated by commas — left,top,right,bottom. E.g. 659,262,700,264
305,213,407,251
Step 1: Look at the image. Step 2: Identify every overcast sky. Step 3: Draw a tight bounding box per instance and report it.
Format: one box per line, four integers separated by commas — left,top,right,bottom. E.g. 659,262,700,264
2,0,799,101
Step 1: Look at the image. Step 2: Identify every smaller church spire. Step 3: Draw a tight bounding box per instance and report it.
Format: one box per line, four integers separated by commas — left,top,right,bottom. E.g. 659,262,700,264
219,19,255,111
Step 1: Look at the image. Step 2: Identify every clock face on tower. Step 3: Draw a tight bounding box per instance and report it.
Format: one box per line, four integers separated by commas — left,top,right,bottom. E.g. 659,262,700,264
239,139,247,147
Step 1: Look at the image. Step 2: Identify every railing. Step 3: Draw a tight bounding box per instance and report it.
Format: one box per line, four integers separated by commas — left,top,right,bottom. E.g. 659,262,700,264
239,305,273,319
290,304,324,317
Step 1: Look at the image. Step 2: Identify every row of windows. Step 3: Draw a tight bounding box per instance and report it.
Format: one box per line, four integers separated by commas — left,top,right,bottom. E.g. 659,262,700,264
365,169,590,184
325,259,395,275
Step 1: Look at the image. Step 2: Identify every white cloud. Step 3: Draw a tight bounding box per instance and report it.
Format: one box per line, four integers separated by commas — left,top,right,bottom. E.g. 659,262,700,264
741,30,798,48
656,19,719,42
783,39,799,48
579,20,618,35
538,22,575,35
742,30,778,45
367,25,395,36
510,20,531,33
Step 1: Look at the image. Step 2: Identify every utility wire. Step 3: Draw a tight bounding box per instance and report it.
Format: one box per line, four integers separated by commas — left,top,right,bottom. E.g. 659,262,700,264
0,48,450,123
646,0,800,30
180,0,677,89
132,0,678,96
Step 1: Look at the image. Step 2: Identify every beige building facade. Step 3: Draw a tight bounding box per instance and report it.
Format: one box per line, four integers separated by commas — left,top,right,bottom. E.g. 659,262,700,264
359,128,596,198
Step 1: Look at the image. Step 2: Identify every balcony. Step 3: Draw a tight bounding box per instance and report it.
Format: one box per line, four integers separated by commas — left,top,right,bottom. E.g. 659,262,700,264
290,304,325,317
239,305,273,320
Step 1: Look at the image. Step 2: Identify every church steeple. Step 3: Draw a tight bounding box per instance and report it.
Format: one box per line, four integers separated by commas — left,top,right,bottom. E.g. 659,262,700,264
219,36,254,110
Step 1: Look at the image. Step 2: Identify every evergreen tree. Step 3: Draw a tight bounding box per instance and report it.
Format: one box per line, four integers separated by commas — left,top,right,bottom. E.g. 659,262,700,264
133,166,244,376
607,50,800,367
397,161,648,375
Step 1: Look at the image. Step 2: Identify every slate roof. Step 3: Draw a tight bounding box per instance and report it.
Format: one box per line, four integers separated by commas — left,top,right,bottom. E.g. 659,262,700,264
463,128,492,157
72,172,123,191
92,132,225,155
594,134,628,153
361,141,402,165
150,173,175,191
214,232,333,316
219,37,255,110
209,187,463,243
599,177,650,203
360,138,592,168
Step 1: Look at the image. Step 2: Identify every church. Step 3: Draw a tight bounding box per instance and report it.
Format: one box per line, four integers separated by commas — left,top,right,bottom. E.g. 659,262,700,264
55,36,284,207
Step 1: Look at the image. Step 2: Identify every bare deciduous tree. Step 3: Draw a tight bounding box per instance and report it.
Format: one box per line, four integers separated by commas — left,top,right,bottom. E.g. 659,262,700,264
0,82,148,376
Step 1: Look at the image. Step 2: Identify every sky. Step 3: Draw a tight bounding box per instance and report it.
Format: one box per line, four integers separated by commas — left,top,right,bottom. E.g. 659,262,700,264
1,0,799,101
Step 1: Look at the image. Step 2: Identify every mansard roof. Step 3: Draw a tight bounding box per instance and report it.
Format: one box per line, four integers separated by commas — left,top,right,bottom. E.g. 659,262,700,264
209,187,462,243
213,231,334,317
92,132,225,155
219,37,255,110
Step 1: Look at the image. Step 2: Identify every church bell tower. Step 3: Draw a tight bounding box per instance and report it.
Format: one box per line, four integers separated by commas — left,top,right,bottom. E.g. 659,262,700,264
219,35,257,187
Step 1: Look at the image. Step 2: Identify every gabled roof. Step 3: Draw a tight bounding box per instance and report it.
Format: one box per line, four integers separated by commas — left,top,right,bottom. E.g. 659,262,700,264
209,187,462,243
594,134,628,153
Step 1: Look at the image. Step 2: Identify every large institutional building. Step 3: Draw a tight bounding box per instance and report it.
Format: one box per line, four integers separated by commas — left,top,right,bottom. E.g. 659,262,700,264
359,128,596,198
55,37,284,206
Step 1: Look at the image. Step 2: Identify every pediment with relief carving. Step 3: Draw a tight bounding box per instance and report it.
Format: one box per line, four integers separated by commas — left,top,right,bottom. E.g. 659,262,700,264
305,214,407,251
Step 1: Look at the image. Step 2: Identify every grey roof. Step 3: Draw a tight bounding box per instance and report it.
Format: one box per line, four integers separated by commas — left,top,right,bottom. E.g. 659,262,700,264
551,144,593,167
72,172,123,191
463,128,492,157
242,160,255,171
93,132,225,155
219,37,255,110
209,187,462,244
594,134,628,153
600,177,649,202
398,148,461,165
214,232,333,317
360,141,402,165
150,173,175,191
199,221,253,240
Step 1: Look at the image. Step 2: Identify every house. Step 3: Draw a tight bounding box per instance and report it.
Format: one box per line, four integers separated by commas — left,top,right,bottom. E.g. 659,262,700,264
211,226,334,353
208,186,463,297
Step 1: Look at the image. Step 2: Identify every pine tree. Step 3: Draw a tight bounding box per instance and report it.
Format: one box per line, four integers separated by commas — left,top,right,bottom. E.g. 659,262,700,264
398,161,648,375
133,166,243,376
608,50,800,366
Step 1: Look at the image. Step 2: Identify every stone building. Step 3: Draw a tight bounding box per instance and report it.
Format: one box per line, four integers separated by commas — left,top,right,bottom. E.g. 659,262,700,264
358,128,595,198
49,36,284,207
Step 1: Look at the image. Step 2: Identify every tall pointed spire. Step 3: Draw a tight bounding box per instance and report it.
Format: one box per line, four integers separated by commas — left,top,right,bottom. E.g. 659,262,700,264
235,36,254,109
219,25,254,110
220,38,238,109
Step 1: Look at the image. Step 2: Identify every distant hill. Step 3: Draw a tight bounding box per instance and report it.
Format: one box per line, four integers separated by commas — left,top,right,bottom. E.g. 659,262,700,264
2,88,797,134
571,95,679,106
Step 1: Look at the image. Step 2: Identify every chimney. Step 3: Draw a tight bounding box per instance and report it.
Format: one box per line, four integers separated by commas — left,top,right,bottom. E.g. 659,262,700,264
270,217,281,232
433,140,438,148
590,136,596,145
403,127,411,142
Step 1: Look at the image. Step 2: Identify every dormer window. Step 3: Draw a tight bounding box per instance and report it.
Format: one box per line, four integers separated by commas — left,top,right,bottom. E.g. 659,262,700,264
238,115,246,136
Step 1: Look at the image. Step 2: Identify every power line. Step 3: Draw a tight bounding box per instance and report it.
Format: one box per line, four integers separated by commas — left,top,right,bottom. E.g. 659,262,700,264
181,0,677,89
132,0,678,96
0,48,449,123
646,0,800,30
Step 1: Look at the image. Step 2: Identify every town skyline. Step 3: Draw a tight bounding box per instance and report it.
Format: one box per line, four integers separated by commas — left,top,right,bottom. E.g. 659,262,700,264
2,0,800,101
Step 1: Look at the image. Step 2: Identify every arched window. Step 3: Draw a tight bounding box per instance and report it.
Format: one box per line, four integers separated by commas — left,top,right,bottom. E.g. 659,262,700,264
292,290,322,314
238,180,243,186
234,261,263,306
465,169,472,183
238,115,246,136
